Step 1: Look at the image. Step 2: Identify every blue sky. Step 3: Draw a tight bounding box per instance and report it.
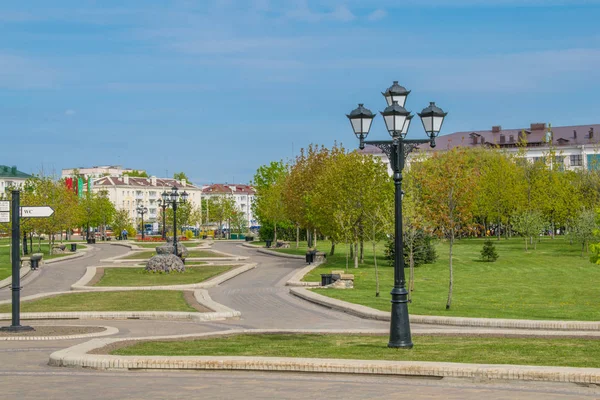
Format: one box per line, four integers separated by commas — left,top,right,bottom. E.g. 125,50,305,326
1,0,600,185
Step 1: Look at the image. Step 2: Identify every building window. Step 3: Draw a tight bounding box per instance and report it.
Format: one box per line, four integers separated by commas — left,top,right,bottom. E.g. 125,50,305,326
570,154,583,167
500,135,505,144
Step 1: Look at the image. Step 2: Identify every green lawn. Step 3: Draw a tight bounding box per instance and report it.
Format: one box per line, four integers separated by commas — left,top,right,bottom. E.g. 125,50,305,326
122,249,223,260
0,243,87,280
111,333,600,368
95,265,234,287
135,243,166,249
299,237,600,321
0,291,196,312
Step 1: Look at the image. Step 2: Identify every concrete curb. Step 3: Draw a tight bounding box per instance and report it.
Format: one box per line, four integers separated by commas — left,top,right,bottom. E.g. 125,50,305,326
47,328,600,384
290,287,600,331
102,248,246,263
71,263,257,291
0,265,32,289
256,248,304,259
44,248,89,265
0,325,119,341
285,263,322,287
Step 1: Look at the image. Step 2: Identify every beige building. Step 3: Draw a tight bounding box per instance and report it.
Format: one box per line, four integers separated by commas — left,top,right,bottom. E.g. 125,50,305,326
62,165,143,180
92,176,202,226
201,184,257,229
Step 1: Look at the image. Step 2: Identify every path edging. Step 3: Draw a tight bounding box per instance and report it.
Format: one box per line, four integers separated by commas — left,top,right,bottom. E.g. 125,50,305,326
290,287,600,331
0,325,119,341
47,328,600,384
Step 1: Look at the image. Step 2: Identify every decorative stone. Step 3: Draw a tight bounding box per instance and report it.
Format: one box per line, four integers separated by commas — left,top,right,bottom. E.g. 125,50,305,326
314,251,326,263
145,254,185,273
156,242,188,258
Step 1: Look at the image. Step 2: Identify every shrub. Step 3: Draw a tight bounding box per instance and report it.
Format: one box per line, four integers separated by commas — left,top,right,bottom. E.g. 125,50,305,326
480,239,499,262
185,230,194,240
385,231,438,267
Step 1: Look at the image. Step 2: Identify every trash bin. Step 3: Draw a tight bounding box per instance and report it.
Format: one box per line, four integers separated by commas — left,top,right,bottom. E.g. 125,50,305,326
70,243,77,252
30,254,43,270
321,274,333,286
265,240,272,248
202,235,207,239
305,251,314,264
92,238,96,244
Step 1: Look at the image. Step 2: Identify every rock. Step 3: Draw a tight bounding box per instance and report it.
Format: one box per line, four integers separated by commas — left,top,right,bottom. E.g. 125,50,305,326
145,254,185,273
156,243,188,258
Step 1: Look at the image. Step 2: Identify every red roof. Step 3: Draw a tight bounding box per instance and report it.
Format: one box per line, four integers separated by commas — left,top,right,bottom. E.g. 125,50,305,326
93,176,199,189
202,184,255,195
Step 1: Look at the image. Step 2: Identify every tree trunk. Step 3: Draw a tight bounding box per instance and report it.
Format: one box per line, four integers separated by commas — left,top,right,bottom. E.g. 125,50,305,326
354,242,359,269
313,228,317,248
296,225,299,249
306,228,311,248
408,245,415,303
273,223,277,244
497,219,501,241
359,237,364,264
329,240,335,256
349,242,354,259
373,240,380,297
582,242,585,257
446,231,454,310
345,240,349,272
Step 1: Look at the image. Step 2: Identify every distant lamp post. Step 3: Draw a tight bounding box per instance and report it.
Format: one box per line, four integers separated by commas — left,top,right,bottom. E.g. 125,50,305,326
136,206,148,240
158,197,168,240
346,82,447,349
164,186,189,256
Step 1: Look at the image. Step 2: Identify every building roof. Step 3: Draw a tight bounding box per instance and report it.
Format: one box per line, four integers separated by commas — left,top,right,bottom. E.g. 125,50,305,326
202,184,256,195
0,165,32,179
93,176,200,190
359,123,600,155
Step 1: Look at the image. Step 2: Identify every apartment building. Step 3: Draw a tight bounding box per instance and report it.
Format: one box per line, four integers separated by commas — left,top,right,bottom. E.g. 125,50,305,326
201,184,257,229
0,165,32,194
61,165,143,180
362,123,600,172
92,175,202,225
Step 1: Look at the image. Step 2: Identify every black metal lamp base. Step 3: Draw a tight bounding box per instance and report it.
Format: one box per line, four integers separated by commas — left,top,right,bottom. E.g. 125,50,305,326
0,325,35,332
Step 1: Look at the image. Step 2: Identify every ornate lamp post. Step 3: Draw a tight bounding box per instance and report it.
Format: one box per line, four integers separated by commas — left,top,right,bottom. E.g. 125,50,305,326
158,197,168,240
346,82,447,348
136,205,148,240
163,186,189,256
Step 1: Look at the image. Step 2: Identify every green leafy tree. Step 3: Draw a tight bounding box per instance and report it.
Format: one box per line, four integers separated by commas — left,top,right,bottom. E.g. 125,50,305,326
568,209,597,256
173,172,189,181
511,210,547,250
123,170,148,177
252,161,289,243
480,239,499,262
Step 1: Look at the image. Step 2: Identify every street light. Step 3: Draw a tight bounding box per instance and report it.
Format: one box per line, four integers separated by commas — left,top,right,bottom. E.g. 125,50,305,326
346,82,447,349
158,197,168,240
136,205,148,240
163,186,188,256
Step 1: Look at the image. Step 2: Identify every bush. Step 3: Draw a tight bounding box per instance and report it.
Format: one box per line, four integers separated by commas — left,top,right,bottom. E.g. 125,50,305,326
385,231,438,267
126,226,137,239
480,239,499,262
185,230,194,240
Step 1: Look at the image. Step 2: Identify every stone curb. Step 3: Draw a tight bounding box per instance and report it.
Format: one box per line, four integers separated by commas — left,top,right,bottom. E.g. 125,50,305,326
285,263,322,287
290,287,600,331
0,325,119,341
104,256,248,264
0,264,32,289
70,263,257,291
44,248,89,265
0,289,241,322
256,248,304,259
47,328,600,384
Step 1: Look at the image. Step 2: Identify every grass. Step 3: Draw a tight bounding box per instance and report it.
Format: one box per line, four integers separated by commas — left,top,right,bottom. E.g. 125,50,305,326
95,265,234,287
111,333,600,368
122,250,224,260
296,237,600,321
0,291,196,313
0,243,87,280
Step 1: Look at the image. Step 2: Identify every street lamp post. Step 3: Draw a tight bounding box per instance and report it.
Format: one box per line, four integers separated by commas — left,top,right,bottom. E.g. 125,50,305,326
137,205,148,240
162,186,189,256
346,81,447,349
158,198,168,240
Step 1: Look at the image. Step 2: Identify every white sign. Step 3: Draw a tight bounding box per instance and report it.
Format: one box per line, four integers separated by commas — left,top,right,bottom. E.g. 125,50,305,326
20,206,55,218
0,212,9,223
0,201,8,212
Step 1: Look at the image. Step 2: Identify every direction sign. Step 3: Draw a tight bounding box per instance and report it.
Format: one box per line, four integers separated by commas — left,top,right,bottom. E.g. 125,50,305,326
0,213,9,223
20,206,54,218
0,201,8,212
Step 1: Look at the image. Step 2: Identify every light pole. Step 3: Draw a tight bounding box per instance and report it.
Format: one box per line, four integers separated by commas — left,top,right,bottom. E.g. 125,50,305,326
137,206,148,240
161,186,189,256
158,197,168,240
346,81,447,349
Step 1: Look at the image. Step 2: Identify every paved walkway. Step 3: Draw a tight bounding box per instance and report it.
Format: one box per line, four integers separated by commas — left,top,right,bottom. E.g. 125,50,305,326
0,242,599,399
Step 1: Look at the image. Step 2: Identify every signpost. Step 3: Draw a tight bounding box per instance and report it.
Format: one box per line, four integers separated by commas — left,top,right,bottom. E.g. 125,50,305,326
0,193,55,333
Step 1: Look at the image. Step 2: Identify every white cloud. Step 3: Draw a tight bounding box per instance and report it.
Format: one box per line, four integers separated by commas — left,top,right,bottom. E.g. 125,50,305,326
65,109,76,116
367,9,387,21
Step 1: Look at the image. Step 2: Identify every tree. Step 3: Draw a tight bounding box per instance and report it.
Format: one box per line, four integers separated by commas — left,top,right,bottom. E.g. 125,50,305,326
410,148,480,310
252,161,289,244
210,195,236,238
568,209,597,256
123,170,148,177
112,209,132,239
511,210,546,251
173,172,189,181
480,240,499,262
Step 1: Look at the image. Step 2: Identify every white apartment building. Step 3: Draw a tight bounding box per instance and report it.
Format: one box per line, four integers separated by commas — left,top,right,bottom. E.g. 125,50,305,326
62,165,143,180
0,165,32,194
201,184,257,229
362,123,600,173
92,176,202,226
